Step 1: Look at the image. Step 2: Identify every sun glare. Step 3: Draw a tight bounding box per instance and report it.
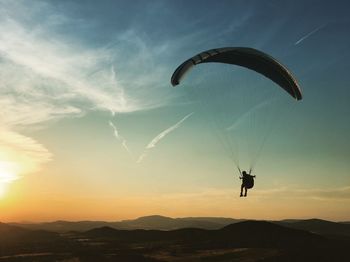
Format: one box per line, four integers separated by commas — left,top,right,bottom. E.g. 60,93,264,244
0,161,19,198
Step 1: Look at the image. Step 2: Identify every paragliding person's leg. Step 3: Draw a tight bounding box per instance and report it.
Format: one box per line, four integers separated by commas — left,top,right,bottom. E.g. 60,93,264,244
244,187,247,197
240,184,244,197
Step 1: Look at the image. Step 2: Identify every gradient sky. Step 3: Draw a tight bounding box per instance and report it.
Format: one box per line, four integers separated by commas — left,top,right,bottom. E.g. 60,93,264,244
0,0,350,222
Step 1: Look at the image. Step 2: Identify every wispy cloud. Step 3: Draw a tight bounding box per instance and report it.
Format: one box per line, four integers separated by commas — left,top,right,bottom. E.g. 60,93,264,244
0,0,178,124
0,0,178,181
0,129,52,176
108,121,132,156
137,112,194,163
294,24,327,45
0,18,141,115
147,112,194,149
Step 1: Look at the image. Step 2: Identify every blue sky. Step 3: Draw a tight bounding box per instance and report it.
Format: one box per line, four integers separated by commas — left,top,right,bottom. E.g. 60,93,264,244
0,0,350,221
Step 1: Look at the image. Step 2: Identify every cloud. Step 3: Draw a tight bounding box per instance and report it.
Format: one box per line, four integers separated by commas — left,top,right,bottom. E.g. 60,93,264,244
0,18,140,115
0,129,52,176
147,112,194,149
108,120,132,156
0,0,179,181
0,0,178,123
137,112,194,163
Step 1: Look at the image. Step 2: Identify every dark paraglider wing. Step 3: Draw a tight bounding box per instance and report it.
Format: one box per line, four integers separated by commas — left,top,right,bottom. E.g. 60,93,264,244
171,47,302,100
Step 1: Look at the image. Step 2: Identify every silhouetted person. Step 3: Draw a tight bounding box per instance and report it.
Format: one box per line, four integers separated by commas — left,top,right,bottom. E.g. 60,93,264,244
239,170,255,197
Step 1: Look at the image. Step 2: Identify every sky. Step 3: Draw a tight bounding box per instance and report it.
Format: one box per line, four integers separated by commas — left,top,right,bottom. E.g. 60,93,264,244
0,0,350,222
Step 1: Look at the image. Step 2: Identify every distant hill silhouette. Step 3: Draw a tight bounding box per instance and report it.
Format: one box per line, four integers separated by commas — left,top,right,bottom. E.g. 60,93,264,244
9,220,111,233
0,222,61,245
119,215,240,230
2,220,349,262
81,220,330,248
278,218,350,237
10,215,240,232
8,215,350,238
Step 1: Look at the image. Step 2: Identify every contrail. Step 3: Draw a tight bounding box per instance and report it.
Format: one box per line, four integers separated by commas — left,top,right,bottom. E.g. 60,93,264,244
294,24,326,45
227,100,272,131
108,120,132,156
146,112,194,149
137,112,194,163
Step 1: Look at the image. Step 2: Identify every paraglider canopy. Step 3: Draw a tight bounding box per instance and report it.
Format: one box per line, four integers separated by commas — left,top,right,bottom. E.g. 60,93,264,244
171,47,302,100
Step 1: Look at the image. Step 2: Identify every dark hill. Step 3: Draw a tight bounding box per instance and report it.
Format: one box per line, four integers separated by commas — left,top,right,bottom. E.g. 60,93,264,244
217,220,327,248
82,220,330,249
85,226,169,242
2,221,349,262
85,226,122,238
279,218,350,236
0,222,61,245
0,222,28,239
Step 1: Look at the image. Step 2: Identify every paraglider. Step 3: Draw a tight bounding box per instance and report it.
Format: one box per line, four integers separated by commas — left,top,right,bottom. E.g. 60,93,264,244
239,169,255,197
171,47,302,197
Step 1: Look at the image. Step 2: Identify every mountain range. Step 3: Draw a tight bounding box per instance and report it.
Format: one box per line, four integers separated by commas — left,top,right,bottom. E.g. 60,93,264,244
8,215,350,237
1,218,349,261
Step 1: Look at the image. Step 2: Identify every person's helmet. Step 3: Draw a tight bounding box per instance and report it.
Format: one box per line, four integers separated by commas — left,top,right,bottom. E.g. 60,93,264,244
242,171,247,175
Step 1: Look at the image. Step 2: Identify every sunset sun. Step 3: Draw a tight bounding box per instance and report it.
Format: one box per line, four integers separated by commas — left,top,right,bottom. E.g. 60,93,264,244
0,161,19,198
